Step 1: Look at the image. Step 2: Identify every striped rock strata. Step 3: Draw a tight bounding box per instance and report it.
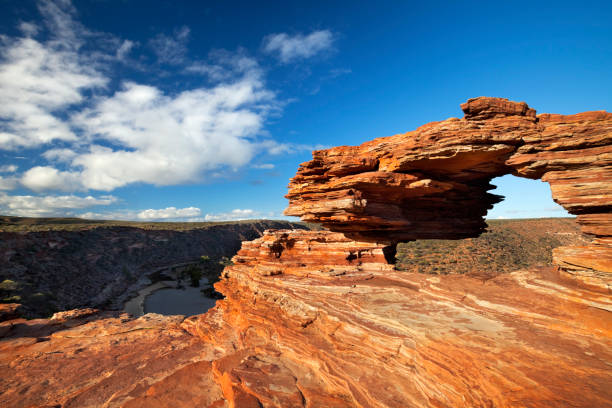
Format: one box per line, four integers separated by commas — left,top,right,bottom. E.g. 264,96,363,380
285,97,612,280
1,229,611,407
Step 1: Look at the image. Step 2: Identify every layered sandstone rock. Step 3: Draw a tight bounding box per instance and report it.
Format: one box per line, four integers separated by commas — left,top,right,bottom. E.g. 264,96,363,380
285,97,612,277
2,229,610,407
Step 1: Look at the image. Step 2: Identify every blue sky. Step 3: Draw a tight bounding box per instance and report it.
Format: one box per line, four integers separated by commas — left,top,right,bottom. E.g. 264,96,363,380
0,0,610,221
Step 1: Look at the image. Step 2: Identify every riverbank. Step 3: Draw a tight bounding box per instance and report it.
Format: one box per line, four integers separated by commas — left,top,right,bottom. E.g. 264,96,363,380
143,280,217,317
122,280,176,317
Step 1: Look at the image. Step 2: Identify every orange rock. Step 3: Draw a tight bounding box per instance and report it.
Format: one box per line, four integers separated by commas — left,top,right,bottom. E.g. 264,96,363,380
181,230,612,408
1,230,611,407
285,97,612,277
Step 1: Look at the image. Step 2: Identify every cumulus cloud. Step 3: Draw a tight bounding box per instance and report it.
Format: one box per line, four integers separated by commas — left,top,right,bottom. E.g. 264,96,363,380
68,77,275,190
0,1,107,150
21,166,83,192
0,192,116,217
42,148,78,163
0,1,296,195
263,30,334,63
149,26,190,64
0,36,106,149
137,206,202,220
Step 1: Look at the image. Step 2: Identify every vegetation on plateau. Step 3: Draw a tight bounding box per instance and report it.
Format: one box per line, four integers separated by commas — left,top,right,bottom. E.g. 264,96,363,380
394,218,587,278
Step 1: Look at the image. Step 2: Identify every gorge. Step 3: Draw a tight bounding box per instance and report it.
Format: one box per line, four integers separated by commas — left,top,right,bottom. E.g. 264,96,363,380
0,97,610,408
0,219,305,318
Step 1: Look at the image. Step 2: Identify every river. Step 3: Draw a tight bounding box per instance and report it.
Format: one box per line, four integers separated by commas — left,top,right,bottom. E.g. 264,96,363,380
124,277,218,317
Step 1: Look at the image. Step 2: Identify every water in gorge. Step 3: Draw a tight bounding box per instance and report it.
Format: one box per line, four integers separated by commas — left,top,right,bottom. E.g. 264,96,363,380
143,277,218,317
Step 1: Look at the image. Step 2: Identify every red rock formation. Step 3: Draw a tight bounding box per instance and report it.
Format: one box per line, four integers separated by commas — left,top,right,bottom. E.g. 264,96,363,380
285,97,612,278
185,230,612,407
2,229,610,407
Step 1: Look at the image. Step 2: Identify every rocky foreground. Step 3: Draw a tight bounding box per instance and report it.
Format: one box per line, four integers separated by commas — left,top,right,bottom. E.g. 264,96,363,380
1,230,610,407
1,98,610,407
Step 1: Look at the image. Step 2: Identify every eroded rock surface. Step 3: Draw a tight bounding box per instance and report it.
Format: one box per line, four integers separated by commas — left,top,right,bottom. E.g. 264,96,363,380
285,97,612,278
1,230,610,407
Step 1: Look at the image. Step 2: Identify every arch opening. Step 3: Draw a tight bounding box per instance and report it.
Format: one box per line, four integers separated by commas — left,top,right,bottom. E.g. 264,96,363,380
394,175,587,278
486,175,571,220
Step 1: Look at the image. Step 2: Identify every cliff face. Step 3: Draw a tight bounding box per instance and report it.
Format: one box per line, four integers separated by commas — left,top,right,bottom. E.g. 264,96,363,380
0,220,306,317
0,97,610,407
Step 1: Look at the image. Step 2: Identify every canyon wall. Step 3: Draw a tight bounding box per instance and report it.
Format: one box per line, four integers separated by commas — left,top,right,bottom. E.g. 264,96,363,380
0,220,306,317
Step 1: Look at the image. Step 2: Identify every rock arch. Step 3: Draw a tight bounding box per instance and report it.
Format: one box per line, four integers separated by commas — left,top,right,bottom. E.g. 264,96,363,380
285,97,611,279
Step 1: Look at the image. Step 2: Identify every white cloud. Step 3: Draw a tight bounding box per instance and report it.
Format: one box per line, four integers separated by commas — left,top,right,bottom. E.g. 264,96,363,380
18,22,39,37
0,192,116,217
0,176,18,190
0,1,107,150
328,68,352,78
137,206,201,220
263,30,334,63
186,49,261,82
42,148,78,163
67,77,275,191
78,207,282,222
0,165,19,189
37,0,82,49
259,140,329,155
21,166,83,192
0,165,18,173
149,26,190,64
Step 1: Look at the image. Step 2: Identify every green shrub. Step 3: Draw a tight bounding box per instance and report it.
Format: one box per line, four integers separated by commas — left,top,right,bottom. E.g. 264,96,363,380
186,265,203,287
